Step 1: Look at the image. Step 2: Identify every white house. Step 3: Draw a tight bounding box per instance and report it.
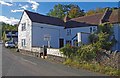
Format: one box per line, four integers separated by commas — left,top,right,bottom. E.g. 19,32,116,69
69,9,120,51
18,9,120,52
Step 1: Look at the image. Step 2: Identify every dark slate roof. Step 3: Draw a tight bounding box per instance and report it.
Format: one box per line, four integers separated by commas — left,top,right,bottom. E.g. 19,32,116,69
22,9,119,29
25,10,64,27
65,20,92,28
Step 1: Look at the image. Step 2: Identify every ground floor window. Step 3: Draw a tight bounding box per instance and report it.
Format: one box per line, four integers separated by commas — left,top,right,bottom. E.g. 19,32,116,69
21,39,26,47
66,40,71,45
73,39,78,46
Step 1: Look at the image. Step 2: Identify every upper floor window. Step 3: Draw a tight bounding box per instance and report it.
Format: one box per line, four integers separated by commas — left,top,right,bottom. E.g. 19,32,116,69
90,27,92,33
8,32,12,35
66,29,71,36
93,27,96,32
21,23,26,31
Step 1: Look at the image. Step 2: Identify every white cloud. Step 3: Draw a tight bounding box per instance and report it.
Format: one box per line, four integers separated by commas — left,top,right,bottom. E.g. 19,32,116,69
21,5,29,10
18,4,22,7
0,16,19,25
11,9,24,13
28,0,39,12
0,0,12,6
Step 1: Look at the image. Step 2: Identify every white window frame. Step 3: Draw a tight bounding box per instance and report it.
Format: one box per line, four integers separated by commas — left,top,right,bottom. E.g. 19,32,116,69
21,39,26,47
21,23,26,31
66,29,71,36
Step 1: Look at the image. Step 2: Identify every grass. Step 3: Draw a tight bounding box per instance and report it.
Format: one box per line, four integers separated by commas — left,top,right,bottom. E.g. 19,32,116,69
63,59,120,76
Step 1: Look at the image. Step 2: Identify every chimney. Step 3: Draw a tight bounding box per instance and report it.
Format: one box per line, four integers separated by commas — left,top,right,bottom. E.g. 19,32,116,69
100,8,112,24
63,14,70,22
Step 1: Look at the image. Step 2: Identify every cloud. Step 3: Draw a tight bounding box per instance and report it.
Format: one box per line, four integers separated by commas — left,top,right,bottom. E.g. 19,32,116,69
11,9,24,13
21,5,29,10
28,0,39,11
19,4,22,7
0,0,13,6
0,16,19,25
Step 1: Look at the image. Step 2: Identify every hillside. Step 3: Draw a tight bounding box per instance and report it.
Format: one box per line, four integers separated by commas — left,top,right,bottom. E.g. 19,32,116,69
0,22,18,40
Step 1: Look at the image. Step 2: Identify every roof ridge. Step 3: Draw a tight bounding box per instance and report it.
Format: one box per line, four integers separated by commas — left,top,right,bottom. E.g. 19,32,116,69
70,12,104,20
24,10,64,26
24,10,63,21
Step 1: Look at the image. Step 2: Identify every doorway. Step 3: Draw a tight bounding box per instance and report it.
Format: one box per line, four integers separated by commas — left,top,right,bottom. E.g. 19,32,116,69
59,38,64,48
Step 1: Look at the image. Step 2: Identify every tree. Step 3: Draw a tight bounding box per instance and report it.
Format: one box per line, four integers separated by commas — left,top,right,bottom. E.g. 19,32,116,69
86,7,119,16
47,4,85,19
68,7,85,18
1,22,18,39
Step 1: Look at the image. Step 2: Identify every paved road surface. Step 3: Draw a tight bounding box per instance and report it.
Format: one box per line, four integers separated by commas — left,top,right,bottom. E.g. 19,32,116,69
1,44,106,76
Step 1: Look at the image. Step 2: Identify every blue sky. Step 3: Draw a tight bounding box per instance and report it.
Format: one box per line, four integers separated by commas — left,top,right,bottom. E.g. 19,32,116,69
0,0,119,25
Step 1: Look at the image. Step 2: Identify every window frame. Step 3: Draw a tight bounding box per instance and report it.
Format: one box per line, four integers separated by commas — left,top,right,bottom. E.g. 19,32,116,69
21,23,26,31
21,39,26,47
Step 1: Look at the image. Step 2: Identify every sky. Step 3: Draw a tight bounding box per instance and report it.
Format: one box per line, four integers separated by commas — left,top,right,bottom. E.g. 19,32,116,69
0,0,119,25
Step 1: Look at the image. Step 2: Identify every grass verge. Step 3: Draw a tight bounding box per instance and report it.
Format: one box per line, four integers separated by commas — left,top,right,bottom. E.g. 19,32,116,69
63,59,120,76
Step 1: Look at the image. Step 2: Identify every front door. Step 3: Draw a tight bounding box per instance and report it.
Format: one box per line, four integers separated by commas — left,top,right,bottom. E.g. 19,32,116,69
59,39,64,48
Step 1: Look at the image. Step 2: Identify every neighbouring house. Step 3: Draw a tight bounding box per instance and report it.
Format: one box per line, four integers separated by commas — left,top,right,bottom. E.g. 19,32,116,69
69,9,120,51
4,31,18,43
18,9,120,52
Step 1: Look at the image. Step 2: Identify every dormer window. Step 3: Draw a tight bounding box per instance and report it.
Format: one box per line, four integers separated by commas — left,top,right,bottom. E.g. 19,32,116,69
21,23,26,31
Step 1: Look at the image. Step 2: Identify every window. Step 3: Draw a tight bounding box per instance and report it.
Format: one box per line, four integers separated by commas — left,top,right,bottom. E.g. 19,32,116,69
90,27,92,33
93,27,96,32
66,29,71,36
66,40,71,45
21,23,26,31
8,32,12,35
21,39,26,47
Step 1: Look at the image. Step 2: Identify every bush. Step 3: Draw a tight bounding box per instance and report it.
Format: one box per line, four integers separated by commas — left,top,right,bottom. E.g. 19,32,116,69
77,44,97,62
60,44,78,59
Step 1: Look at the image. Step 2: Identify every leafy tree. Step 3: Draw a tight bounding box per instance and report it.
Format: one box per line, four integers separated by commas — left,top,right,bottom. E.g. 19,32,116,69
86,7,118,16
91,23,116,50
1,22,18,40
47,4,85,19
68,7,85,18
85,10,96,16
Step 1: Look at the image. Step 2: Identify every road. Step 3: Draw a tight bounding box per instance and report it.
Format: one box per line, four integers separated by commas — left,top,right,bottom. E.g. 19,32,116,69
1,44,106,76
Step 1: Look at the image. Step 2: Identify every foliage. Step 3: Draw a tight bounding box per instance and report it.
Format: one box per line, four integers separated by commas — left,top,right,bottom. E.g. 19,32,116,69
89,34,98,43
86,7,118,16
1,22,18,31
63,58,120,76
60,44,78,59
77,44,97,62
98,23,113,35
47,4,85,19
91,23,116,50
0,22,18,41
68,7,85,18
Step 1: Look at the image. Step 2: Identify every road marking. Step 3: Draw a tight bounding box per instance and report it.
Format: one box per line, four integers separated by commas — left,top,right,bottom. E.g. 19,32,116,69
20,58,37,65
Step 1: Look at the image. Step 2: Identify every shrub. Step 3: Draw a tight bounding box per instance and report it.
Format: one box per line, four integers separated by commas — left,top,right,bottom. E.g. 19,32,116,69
77,44,97,62
60,44,78,59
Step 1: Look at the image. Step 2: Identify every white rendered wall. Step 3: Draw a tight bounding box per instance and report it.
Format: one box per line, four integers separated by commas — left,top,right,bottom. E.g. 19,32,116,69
18,11,32,51
32,22,65,48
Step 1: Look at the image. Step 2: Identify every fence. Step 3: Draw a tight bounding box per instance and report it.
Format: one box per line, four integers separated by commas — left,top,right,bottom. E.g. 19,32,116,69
47,48,64,57
31,47,43,53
